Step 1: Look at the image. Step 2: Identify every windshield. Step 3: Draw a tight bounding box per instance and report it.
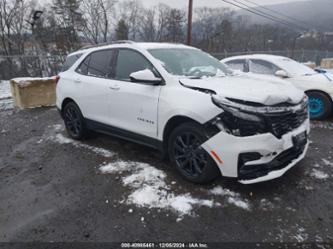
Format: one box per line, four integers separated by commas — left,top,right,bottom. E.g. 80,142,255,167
148,48,233,78
277,58,316,76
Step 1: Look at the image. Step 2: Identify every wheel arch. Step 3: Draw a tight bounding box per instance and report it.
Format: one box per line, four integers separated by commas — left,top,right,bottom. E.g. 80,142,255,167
305,89,333,119
162,115,202,157
61,98,79,116
305,89,333,103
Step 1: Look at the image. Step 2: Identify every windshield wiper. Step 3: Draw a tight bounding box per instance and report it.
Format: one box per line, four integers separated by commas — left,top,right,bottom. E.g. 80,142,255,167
187,75,204,79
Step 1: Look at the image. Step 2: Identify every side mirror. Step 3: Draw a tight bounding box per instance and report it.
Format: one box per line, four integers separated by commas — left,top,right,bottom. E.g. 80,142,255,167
275,70,289,78
130,69,162,85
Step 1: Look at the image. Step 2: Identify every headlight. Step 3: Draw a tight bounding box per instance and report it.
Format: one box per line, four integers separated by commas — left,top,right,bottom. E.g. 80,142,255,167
212,95,263,122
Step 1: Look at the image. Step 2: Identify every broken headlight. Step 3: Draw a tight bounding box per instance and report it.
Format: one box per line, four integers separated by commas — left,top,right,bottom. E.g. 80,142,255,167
211,95,266,136
212,95,263,122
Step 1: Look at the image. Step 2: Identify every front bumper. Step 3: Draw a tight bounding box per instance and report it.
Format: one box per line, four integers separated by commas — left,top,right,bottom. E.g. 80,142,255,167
201,120,310,184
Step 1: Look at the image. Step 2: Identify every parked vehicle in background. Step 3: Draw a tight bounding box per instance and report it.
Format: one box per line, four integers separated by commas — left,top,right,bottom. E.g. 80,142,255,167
222,54,333,120
56,41,310,184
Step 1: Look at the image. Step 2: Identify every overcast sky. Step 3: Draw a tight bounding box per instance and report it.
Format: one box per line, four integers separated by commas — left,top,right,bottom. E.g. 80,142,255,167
140,0,309,9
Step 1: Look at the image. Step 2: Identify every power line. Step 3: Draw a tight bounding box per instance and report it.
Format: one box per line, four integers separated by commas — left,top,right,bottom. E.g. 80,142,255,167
220,0,308,31
241,0,311,28
232,0,308,31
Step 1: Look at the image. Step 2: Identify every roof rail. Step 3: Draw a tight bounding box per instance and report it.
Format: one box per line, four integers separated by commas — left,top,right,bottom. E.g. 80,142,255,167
80,40,135,50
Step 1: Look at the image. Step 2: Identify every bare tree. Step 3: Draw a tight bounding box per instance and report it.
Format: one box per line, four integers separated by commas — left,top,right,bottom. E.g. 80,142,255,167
138,7,157,41
164,8,185,43
52,0,83,52
0,0,32,55
116,0,142,40
80,0,116,44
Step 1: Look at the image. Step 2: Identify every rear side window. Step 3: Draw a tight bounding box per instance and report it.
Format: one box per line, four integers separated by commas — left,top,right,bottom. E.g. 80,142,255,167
225,59,246,72
76,49,116,78
77,55,90,75
61,53,83,72
249,59,280,75
115,49,153,81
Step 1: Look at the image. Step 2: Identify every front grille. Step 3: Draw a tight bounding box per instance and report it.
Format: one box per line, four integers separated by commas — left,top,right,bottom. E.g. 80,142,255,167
217,99,309,138
265,104,308,138
238,144,306,180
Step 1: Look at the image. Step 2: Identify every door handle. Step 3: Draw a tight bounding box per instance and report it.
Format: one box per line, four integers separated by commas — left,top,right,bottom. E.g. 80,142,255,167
74,78,81,83
109,85,120,91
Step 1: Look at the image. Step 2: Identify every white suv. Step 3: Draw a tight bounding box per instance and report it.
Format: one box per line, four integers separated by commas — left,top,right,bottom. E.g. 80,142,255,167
56,41,310,184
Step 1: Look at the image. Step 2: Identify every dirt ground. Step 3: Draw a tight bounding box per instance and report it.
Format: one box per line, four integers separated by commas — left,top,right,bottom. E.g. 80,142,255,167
0,107,332,244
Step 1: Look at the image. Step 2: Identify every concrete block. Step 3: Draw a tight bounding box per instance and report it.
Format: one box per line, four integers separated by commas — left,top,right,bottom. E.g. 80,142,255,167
321,58,333,69
303,61,316,69
10,77,56,109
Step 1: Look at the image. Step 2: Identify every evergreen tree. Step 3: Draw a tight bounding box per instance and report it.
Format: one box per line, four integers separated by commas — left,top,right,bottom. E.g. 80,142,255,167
116,19,129,40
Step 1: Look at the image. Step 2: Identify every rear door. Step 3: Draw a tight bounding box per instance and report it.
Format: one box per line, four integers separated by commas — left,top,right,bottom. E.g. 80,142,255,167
74,49,116,125
107,48,162,138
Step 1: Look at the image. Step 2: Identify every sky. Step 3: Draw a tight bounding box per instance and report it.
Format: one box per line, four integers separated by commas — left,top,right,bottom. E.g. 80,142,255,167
140,0,309,9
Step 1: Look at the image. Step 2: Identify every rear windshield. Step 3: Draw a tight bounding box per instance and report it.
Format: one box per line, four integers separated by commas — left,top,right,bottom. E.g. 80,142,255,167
61,53,83,72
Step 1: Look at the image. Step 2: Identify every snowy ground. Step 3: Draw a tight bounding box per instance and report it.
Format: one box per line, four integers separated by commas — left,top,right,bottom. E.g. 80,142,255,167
0,80,13,110
0,107,333,243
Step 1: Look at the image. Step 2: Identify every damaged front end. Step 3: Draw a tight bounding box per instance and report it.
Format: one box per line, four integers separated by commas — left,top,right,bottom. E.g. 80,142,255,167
210,94,309,138
201,94,310,184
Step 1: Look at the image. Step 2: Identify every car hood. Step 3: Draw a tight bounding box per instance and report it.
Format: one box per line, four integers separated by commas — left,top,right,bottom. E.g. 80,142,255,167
294,72,333,83
180,75,304,106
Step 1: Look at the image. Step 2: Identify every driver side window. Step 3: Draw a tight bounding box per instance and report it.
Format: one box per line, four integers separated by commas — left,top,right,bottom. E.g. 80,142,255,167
249,59,280,75
115,49,156,81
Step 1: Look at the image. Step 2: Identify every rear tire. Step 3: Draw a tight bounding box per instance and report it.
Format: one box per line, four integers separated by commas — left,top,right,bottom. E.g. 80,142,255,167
168,122,220,184
307,91,332,120
62,102,88,140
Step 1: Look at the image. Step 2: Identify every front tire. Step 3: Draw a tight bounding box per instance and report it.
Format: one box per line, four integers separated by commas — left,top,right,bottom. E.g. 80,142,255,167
168,122,220,184
62,102,87,140
307,91,332,120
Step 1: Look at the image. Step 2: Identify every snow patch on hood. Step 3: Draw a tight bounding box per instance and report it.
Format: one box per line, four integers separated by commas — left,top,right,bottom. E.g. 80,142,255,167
181,75,304,106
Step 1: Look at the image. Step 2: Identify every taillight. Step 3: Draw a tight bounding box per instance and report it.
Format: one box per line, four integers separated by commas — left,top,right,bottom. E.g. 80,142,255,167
55,75,60,84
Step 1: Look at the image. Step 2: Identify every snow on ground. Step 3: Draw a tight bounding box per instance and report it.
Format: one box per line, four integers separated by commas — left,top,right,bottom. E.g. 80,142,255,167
322,158,333,167
311,122,333,130
47,125,255,217
293,227,309,242
259,198,275,211
0,98,13,111
47,124,114,158
305,159,332,180
0,81,13,110
209,186,251,210
310,169,329,180
0,80,11,99
273,224,309,243
100,161,214,216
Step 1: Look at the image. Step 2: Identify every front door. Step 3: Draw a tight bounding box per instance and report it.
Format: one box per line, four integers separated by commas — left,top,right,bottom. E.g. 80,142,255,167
107,48,162,139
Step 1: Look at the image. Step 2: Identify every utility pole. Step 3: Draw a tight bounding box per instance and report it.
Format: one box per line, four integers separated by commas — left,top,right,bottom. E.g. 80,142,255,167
187,0,193,45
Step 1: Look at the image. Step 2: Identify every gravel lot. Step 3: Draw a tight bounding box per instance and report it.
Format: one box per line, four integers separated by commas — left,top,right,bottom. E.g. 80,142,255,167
0,105,333,244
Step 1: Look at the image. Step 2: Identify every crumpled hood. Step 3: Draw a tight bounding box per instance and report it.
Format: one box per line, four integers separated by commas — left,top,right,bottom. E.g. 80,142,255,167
180,75,305,106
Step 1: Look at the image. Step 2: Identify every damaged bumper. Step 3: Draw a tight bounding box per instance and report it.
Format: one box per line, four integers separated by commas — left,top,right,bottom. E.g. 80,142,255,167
201,120,310,184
